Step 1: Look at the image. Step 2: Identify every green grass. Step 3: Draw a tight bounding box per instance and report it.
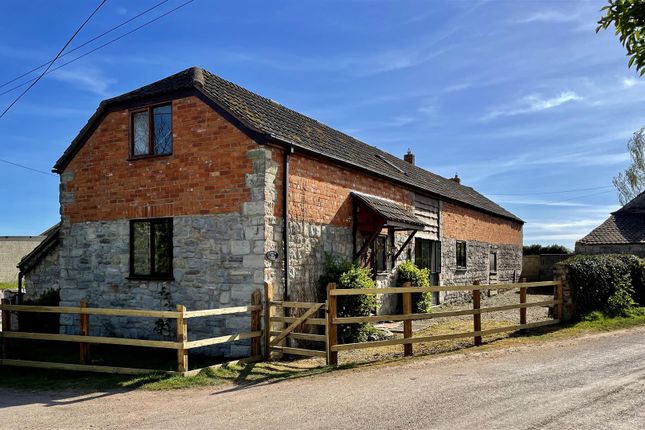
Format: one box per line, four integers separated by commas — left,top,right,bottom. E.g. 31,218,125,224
0,361,356,391
1,308,645,392
0,282,17,290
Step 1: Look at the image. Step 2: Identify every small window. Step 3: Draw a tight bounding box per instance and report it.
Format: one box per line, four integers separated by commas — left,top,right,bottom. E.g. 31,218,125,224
375,235,387,272
415,238,441,275
456,241,467,269
131,104,173,157
489,251,497,273
130,218,173,279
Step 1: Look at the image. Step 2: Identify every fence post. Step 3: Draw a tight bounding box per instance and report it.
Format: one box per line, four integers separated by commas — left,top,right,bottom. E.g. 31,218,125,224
519,278,527,327
473,281,482,346
326,282,338,365
1,298,10,360
556,281,564,321
79,300,90,365
402,282,413,357
251,290,261,357
264,282,273,359
176,304,188,373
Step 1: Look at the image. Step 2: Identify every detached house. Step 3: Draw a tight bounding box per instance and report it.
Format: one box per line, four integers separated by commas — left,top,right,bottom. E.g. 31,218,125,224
23,67,523,355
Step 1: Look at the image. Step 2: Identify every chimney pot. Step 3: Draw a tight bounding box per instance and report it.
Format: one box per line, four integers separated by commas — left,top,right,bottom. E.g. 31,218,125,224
404,149,415,165
451,173,461,184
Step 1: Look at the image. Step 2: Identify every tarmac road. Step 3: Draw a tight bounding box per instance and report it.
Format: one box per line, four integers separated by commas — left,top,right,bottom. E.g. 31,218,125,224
2,326,644,429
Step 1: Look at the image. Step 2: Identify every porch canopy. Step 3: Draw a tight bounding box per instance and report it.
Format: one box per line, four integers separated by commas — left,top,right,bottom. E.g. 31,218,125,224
351,192,426,261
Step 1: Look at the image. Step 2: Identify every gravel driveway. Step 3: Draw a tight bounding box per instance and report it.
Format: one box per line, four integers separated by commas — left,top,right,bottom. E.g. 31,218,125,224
1,326,644,430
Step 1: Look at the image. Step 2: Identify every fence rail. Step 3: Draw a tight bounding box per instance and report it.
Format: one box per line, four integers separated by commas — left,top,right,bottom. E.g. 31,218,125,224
325,280,563,365
1,280,565,374
265,283,328,359
0,290,263,376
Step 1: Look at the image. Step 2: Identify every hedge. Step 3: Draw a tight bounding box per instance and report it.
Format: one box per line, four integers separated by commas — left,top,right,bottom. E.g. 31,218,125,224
561,254,644,317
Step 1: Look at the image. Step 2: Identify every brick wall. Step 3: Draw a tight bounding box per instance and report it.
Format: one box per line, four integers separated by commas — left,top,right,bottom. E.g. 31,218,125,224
277,149,413,225
61,96,256,223
441,201,522,246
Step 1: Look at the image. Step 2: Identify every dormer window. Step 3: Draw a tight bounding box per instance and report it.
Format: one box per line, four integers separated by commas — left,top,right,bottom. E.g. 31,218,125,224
131,104,172,157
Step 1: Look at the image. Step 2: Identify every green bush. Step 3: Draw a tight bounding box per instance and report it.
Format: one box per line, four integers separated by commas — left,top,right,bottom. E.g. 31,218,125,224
397,260,432,313
562,254,643,317
317,255,377,343
523,243,572,255
605,275,636,317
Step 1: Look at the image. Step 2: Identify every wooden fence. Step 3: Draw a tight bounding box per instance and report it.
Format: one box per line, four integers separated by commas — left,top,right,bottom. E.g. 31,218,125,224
0,290,263,376
0,280,564,374
265,282,327,359
325,280,563,365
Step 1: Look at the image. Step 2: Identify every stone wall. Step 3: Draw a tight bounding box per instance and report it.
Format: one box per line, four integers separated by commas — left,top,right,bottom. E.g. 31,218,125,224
0,237,44,283
58,142,276,357
283,221,353,303
440,238,522,302
58,214,264,357
23,245,60,302
553,263,574,321
574,243,645,258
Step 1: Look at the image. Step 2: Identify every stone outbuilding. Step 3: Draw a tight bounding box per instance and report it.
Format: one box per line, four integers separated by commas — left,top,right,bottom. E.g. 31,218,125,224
24,67,524,356
576,191,645,257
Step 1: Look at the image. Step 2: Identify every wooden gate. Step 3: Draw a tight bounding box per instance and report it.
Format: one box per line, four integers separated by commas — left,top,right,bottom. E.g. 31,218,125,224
264,283,328,361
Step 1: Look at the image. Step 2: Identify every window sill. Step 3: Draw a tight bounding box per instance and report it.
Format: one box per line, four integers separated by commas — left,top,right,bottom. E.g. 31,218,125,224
456,267,467,271
128,153,173,162
127,276,174,282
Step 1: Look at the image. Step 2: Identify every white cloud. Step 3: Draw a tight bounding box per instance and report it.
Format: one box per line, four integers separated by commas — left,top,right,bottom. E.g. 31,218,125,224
50,66,114,97
482,91,583,121
622,77,639,88
526,91,583,110
526,219,607,231
513,10,581,25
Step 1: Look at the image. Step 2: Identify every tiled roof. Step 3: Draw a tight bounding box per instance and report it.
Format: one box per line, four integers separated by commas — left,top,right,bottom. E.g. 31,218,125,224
54,67,522,223
352,192,426,228
578,191,645,245
18,224,60,273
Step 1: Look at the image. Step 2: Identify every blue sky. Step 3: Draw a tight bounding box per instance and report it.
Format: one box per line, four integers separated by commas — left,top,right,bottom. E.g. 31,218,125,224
0,0,642,249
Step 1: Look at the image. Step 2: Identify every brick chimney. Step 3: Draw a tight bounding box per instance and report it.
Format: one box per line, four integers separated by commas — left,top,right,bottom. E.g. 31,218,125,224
403,149,415,165
450,173,461,184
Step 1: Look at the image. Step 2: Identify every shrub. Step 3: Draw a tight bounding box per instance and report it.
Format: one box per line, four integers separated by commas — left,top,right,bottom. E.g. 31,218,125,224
317,254,353,302
397,260,432,313
562,254,643,317
317,255,377,343
523,244,572,255
605,275,636,317
19,288,60,333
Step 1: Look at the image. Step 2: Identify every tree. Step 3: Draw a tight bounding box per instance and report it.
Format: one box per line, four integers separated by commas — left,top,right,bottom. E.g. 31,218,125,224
613,127,645,205
597,0,645,75
523,244,572,256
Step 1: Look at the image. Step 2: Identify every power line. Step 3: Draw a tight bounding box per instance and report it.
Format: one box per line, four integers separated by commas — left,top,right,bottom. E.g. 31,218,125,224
488,185,615,196
0,0,108,120
0,0,170,90
0,0,195,177
0,158,56,176
0,0,195,98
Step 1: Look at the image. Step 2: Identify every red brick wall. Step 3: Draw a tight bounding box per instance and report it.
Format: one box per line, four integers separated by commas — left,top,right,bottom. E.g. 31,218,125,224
62,96,256,222
275,149,413,227
441,201,522,246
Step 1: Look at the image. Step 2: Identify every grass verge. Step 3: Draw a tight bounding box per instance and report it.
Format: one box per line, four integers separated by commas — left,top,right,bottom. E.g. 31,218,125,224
1,308,644,391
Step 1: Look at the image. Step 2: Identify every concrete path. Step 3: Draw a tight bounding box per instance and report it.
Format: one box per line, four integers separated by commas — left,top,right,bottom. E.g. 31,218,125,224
2,326,645,429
